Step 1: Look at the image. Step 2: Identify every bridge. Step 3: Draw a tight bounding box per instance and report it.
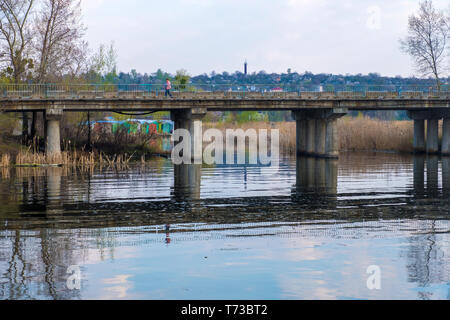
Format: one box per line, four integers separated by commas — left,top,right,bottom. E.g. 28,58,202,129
0,84,449,158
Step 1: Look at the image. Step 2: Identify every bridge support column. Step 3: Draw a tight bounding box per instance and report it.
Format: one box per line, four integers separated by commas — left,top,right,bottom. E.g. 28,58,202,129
325,119,339,159
171,108,207,164
45,108,63,158
426,119,439,154
409,110,450,155
315,120,326,157
294,108,347,159
442,118,450,156
305,119,316,155
295,119,307,155
413,120,426,153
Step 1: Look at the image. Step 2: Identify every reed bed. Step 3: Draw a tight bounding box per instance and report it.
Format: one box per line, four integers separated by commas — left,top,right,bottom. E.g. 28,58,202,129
11,148,134,168
0,153,11,167
206,117,417,154
338,117,414,153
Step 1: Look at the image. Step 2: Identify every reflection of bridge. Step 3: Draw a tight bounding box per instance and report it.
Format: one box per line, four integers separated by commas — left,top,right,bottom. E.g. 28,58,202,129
3,156,449,231
1,84,449,158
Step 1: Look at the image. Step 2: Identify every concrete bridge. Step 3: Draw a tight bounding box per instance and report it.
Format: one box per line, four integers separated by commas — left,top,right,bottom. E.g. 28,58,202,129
1,84,449,158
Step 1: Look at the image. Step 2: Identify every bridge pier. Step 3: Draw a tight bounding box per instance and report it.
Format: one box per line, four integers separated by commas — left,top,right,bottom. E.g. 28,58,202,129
409,110,450,156
442,118,450,156
45,108,63,158
306,119,316,155
315,119,326,156
296,119,307,155
171,108,207,163
426,119,439,154
294,109,347,159
325,118,339,159
413,120,426,153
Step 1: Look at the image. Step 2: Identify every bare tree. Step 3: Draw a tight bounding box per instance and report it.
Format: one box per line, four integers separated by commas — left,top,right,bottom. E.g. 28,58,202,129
33,0,87,83
400,0,449,90
0,0,35,144
0,0,34,81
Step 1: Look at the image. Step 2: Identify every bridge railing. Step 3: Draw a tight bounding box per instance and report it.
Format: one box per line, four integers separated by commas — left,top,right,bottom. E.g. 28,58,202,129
0,83,449,99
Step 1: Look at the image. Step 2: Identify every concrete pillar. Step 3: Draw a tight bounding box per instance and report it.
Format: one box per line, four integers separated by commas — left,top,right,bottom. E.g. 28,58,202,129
171,108,206,164
325,119,339,159
413,120,426,153
315,119,326,156
296,119,307,155
442,118,450,156
294,108,346,159
426,119,439,154
45,108,63,157
305,119,316,155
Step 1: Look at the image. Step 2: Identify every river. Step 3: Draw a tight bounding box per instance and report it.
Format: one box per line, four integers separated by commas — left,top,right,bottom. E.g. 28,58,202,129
0,153,449,300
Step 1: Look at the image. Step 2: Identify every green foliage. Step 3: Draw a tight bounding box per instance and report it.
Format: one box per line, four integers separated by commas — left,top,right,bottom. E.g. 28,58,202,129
89,42,118,84
153,69,171,83
151,112,170,120
0,113,19,136
236,111,267,123
174,69,190,90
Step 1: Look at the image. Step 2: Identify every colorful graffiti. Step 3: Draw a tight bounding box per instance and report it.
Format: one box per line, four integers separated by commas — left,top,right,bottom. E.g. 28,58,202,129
89,118,174,152
91,119,174,135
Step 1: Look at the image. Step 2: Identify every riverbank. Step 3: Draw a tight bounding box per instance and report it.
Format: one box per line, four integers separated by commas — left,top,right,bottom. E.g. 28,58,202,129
0,117,437,166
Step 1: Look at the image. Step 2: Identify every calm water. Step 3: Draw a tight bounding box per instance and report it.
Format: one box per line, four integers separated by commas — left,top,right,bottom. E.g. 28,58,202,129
0,153,449,300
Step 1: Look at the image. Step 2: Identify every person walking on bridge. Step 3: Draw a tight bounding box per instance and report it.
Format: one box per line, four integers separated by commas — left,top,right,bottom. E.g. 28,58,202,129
165,78,173,98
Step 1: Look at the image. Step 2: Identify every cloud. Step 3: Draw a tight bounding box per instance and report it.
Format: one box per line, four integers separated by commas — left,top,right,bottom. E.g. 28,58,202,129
79,0,449,77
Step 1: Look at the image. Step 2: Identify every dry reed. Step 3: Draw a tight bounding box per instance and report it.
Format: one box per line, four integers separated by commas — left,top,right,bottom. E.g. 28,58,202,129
206,117,417,154
12,148,134,168
0,153,11,167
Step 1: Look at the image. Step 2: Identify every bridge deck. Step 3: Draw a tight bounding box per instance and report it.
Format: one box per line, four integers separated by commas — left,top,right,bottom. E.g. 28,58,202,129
0,89,449,112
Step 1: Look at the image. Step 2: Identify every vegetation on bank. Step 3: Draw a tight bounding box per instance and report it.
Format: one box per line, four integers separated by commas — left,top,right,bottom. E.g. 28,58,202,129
1,114,447,167
206,117,427,155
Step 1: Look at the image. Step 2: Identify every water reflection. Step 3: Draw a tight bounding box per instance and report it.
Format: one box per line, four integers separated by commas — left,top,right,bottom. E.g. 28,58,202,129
0,153,449,300
295,157,338,194
172,164,202,201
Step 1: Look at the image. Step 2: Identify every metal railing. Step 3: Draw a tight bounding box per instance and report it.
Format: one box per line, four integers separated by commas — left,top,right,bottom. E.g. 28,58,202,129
0,83,449,99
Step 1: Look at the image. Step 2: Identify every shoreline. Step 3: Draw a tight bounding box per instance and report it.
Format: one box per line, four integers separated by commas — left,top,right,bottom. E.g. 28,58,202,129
1,117,446,167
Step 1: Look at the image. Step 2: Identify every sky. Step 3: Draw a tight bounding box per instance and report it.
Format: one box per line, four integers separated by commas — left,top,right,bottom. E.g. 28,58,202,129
80,0,449,77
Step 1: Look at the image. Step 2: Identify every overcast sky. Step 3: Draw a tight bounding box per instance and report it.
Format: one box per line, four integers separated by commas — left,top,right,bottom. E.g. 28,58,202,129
80,0,449,77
